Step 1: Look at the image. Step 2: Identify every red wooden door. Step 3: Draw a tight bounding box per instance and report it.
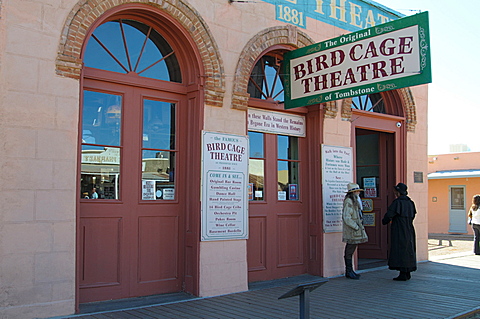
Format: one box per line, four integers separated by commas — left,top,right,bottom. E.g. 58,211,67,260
356,129,395,260
79,78,186,302
247,132,308,282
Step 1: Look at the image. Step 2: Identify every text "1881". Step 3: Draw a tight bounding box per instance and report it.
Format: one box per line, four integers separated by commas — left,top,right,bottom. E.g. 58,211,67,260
277,5,305,28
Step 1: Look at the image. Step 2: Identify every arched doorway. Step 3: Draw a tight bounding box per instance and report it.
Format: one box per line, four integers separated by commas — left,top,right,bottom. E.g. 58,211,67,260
230,26,316,282
350,93,407,264
77,6,202,303
246,48,310,282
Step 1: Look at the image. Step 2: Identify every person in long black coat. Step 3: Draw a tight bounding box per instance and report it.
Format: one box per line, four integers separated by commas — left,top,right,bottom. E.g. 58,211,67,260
382,183,417,281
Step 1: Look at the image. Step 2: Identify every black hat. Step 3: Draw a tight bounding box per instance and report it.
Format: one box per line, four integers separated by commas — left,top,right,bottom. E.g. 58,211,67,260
394,183,408,195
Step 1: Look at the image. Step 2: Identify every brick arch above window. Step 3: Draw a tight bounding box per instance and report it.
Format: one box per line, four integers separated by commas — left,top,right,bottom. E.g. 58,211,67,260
56,0,225,107
340,88,417,132
399,87,417,132
231,25,315,110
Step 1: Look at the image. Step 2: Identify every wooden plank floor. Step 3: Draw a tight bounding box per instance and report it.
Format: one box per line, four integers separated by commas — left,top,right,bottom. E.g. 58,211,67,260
55,254,480,319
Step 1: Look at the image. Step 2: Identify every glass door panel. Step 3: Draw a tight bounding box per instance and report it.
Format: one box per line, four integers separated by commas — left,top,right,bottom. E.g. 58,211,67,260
450,187,465,210
248,131,265,201
277,135,299,201
356,133,380,197
81,90,123,199
141,99,176,200
81,145,120,199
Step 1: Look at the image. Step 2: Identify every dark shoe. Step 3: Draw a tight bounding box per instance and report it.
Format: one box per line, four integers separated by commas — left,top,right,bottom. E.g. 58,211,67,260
346,270,360,280
393,276,407,281
353,271,361,278
393,272,408,281
344,258,359,279
406,272,411,280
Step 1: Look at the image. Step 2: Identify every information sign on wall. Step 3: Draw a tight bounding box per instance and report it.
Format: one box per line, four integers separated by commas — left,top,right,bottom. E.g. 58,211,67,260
363,177,377,198
361,198,373,212
322,145,353,233
364,188,377,198
362,212,375,226
201,131,249,241
283,11,431,109
248,108,306,137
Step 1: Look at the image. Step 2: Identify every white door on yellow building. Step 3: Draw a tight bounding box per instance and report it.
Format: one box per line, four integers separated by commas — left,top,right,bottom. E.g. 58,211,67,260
449,186,467,233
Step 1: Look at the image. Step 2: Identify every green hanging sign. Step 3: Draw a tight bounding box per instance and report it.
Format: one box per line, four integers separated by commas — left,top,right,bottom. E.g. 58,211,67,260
283,11,431,109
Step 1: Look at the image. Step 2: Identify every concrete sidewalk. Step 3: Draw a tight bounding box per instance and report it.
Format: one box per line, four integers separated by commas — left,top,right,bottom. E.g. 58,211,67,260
51,253,480,319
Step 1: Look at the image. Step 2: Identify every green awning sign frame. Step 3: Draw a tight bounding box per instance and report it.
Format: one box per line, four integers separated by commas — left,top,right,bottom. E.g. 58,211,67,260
283,11,431,109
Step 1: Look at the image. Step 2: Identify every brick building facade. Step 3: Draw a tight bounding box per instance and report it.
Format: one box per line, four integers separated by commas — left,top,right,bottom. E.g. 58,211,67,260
0,1,429,317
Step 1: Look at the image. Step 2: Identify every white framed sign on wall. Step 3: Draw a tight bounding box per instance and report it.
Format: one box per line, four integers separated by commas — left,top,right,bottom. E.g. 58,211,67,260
201,131,249,241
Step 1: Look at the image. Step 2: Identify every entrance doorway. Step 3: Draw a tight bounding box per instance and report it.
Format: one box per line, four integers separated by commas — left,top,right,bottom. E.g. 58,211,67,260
79,80,188,303
78,15,200,303
449,186,467,233
247,131,308,282
245,50,308,282
356,129,396,260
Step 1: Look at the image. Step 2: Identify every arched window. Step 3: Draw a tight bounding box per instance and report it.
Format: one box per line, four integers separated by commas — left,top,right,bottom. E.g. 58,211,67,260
351,92,404,117
84,19,181,82
81,19,182,200
248,52,285,102
351,93,385,113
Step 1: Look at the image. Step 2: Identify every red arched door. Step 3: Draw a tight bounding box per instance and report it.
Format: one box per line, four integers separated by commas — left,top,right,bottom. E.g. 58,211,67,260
246,50,308,282
78,15,198,303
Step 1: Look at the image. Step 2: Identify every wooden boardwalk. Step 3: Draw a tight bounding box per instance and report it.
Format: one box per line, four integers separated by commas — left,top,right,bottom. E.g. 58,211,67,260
53,254,480,319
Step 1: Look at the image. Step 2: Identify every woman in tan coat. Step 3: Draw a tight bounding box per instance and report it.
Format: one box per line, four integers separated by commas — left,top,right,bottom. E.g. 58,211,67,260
342,183,368,279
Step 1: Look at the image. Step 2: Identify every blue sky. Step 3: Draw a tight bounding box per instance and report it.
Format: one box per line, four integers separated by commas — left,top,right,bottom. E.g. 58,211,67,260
377,0,480,154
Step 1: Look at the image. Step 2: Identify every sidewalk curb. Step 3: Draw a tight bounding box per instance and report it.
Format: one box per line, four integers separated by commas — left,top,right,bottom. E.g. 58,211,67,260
447,306,480,319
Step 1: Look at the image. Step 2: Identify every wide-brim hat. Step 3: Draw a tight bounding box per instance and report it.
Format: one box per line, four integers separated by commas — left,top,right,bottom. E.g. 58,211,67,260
346,183,363,193
394,182,408,195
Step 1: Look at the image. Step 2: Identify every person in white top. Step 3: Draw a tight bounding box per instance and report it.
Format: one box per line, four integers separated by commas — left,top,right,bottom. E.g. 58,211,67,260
467,194,480,255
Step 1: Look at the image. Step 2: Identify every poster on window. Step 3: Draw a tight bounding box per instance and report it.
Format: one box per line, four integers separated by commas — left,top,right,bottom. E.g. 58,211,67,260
361,198,373,212
363,177,376,188
322,145,353,233
289,184,298,200
362,213,375,226
201,131,249,241
248,183,254,200
364,188,377,198
142,180,156,200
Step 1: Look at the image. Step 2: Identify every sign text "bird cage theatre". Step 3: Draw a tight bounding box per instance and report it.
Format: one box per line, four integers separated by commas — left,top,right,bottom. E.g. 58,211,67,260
283,12,431,109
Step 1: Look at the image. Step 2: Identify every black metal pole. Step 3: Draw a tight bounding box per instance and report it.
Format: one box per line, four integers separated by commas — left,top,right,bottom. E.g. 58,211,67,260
299,289,310,319
278,279,327,318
